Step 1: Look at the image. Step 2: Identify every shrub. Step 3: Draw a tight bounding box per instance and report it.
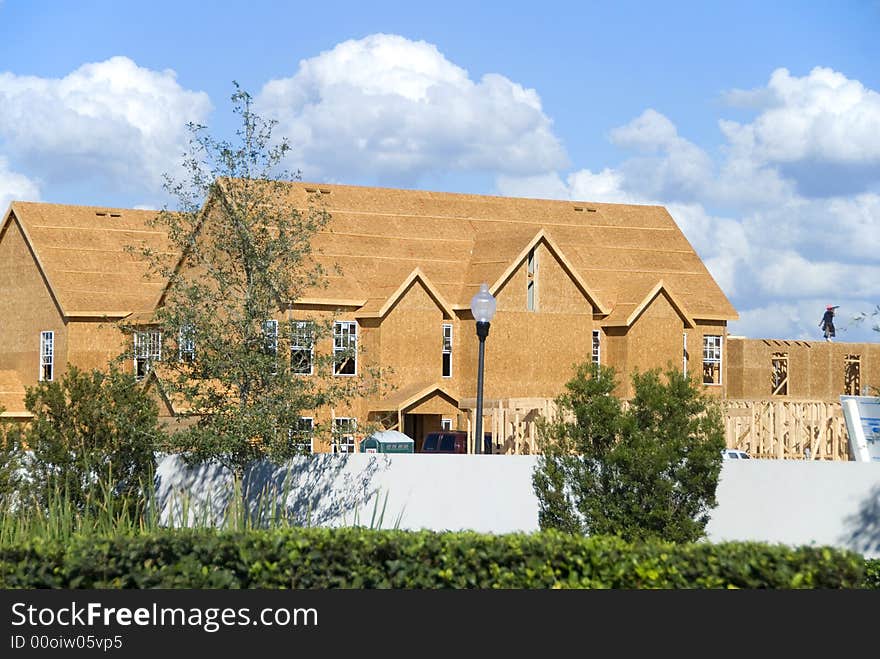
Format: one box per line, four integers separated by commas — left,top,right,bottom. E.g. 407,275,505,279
534,363,726,543
19,365,164,514
0,528,864,589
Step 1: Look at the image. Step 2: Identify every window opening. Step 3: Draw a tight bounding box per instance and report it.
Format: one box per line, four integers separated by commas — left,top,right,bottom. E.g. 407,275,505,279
334,321,357,375
702,335,722,385
771,352,789,396
134,330,162,381
39,331,54,381
332,417,357,453
442,323,453,378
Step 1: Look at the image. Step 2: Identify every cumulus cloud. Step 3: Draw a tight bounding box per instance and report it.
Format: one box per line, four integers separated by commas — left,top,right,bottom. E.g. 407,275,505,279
0,156,40,211
0,56,211,193
256,34,568,184
721,66,880,165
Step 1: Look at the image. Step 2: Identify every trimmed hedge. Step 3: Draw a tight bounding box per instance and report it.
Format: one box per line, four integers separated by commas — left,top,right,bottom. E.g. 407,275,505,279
0,528,866,589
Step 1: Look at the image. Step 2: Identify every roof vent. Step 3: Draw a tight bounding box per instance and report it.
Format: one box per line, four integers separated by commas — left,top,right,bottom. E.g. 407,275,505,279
319,188,331,194
573,206,597,213
95,211,122,218
304,187,317,193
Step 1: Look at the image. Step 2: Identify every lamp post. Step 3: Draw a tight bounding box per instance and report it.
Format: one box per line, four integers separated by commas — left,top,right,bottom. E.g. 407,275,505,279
470,283,496,455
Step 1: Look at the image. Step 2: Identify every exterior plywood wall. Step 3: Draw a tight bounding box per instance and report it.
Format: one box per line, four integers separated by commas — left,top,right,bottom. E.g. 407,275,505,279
0,218,67,391
378,280,447,391
727,338,879,401
618,292,685,397
67,321,129,373
466,247,596,400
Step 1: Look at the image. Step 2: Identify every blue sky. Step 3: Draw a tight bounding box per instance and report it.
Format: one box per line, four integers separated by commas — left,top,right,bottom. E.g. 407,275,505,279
1,0,878,341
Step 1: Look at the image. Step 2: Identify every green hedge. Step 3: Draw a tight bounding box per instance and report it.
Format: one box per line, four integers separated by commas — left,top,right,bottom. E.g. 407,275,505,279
864,559,880,589
0,528,866,589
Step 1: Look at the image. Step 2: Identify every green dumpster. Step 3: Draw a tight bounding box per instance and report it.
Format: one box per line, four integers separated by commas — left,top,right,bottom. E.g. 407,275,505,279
360,430,414,454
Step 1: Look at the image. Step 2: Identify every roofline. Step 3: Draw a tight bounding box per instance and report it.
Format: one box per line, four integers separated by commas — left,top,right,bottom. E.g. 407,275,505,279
602,280,696,329
295,297,367,309
486,229,610,315
693,313,739,322
373,383,459,413
67,312,131,320
0,411,33,419
632,280,695,329
294,180,668,210
357,268,455,320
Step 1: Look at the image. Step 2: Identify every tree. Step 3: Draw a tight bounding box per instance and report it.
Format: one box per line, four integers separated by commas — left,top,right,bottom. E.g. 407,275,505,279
852,305,880,334
19,366,162,512
0,409,25,502
134,84,379,479
533,363,725,543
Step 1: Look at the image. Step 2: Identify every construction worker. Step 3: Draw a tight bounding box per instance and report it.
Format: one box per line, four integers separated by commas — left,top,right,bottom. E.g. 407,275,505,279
820,305,837,342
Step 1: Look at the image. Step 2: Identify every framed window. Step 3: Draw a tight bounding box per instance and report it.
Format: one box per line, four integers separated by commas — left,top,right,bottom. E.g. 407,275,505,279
262,319,278,373
441,418,453,431
683,333,688,375
289,417,314,454
702,335,722,385
262,319,278,355
39,331,54,381
290,320,314,375
442,323,453,378
844,354,861,396
332,417,357,453
527,248,537,311
178,324,195,363
333,321,357,376
771,352,788,396
134,330,162,381
591,330,600,365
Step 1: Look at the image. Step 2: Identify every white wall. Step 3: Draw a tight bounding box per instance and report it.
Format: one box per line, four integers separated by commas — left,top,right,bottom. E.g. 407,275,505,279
155,454,880,558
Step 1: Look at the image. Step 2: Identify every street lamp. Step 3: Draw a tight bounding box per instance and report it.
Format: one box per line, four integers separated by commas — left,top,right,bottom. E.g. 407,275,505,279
470,283,496,455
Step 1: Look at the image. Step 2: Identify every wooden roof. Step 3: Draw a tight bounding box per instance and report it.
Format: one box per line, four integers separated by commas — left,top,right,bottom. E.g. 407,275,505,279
2,202,176,318
3,183,737,323
280,182,738,321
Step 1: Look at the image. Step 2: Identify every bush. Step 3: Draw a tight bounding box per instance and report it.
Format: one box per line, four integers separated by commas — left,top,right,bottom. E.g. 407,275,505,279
534,364,725,543
0,414,25,501
863,559,880,589
0,528,865,589
19,365,164,513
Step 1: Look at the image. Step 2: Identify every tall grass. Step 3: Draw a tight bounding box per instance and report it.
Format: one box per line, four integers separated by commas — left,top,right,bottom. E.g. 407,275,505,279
0,474,402,546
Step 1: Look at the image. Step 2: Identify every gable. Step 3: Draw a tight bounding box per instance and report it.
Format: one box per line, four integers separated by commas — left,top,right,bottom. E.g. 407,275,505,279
0,213,64,320
359,269,455,320
602,281,695,329
9,202,175,318
484,230,606,315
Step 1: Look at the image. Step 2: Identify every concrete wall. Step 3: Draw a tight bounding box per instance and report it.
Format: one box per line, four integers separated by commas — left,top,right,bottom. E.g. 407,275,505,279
155,454,880,558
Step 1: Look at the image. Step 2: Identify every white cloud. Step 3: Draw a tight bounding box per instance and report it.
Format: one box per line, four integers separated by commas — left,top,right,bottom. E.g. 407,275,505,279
730,298,879,343
256,34,568,183
0,156,40,211
609,108,680,151
721,67,880,165
0,56,211,193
